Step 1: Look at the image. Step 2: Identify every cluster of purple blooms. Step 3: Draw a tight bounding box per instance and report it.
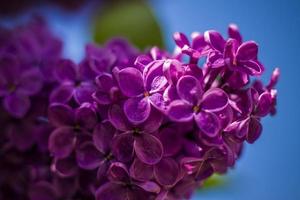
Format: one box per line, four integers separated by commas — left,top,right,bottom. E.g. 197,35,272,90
0,18,279,200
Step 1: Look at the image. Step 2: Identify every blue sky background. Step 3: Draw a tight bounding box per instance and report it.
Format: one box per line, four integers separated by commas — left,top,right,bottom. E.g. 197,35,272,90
0,0,299,199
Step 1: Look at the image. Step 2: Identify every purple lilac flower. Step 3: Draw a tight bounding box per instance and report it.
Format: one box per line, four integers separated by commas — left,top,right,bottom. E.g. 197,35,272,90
0,21,279,200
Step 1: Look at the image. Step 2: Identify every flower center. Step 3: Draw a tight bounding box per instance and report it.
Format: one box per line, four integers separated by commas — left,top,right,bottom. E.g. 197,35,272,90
193,105,200,113
144,91,150,97
8,84,16,93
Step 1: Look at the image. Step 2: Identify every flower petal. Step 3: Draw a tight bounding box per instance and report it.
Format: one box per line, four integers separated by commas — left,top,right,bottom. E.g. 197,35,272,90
228,23,242,44
50,84,74,104
108,162,130,182
3,93,30,118
76,141,103,170
54,59,77,82
29,181,58,200
130,158,153,182
255,91,272,117
73,81,95,104
52,157,77,177
96,182,127,200
116,67,144,97
75,103,97,130
173,32,190,48
134,134,163,165
139,108,163,133
239,60,263,76
95,73,115,92
204,30,225,52
177,75,203,105
48,103,74,127
48,127,76,159
154,157,180,186
135,181,161,194
159,125,182,156
18,68,43,95
112,133,134,163
124,97,151,124
108,103,130,131
167,100,193,122
195,111,220,138
246,117,262,144
93,121,115,153
236,41,258,61
201,88,228,112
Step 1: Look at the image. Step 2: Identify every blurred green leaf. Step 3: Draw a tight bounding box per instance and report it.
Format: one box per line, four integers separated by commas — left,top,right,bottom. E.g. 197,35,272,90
93,0,164,49
201,174,226,190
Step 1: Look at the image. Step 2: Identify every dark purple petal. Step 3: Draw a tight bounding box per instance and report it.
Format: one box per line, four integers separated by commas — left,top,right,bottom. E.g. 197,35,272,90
154,158,179,186
29,181,58,200
76,141,103,170
177,75,203,105
96,182,127,200
134,134,163,165
204,30,225,52
112,133,134,163
48,127,76,158
73,81,95,104
52,157,77,177
183,140,203,158
18,68,43,95
108,103,130,131
55,59,77,82
75,103,97,130
135,181,161,194
239,60,263,76
116,67,144,97
50,84,74,104
3,93,30,118
93,121,115,153
93,91,111,105
108,162,130,182
95,73,114,92
173,32,190,48
124,97,151,124
144,60,166,93
0,55,20,83
201,88,228,112
246,117,262,144
159,125,182,156
130,158,153,181
48,103,74,127
140,108,163,133
167,100,193,122
195,111,220,137
255,91,272,117
97,161,110,180
236,41,258,61
227,71,249,89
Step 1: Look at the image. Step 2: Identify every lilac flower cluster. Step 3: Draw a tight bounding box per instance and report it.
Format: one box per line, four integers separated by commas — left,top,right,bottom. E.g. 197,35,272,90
0,19,279,200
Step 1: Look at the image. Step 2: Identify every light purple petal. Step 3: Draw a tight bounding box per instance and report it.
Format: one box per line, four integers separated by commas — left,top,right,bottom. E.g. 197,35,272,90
124,97,151,124
154,157,180,186
195,111,220,138
236,41,258,61
134,134,163,165
173,32,190,48
177,75,203,105
140,108,163,133
135,181,161,194
167,100,193,122
255,91,272,117
204,30,225,52
239,60,263,76
201,88,228,112
117,67,144,97
148,92,167,112
228,24,242,44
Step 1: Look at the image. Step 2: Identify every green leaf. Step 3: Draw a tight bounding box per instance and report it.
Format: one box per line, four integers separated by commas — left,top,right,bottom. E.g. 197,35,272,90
92,0,164,49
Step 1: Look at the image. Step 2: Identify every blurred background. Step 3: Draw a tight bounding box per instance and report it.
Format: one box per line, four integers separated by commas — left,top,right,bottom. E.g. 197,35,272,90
0,0,299,199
